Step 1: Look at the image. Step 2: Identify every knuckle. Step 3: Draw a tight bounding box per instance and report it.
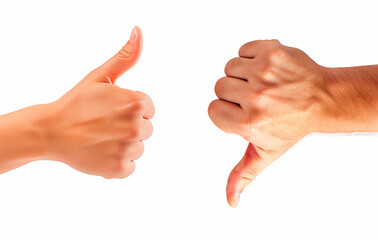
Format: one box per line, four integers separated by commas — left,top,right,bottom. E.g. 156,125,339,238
141,94,155,118
214,77,226,97
240,40,261,52
225,57,240,74
208,101,229,132
107,158,135,179
232,167,257,181
270,39,281,45
258,62,272,80
242,168,258,180
129,126,142,139
130,99,146,114
135,91,150,102
208,100,220,120
120,91,155,119
117,44,134,59
266,42,285,61
269,46,284,59
123,142,144,160
134,92,154,116
123,144,133,156
108,158,126,177
136,91,154,105
229,57,242,66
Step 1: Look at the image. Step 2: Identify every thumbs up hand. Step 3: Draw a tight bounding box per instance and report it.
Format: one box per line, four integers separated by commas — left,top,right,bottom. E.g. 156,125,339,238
209,40,328,207
42,27,154,178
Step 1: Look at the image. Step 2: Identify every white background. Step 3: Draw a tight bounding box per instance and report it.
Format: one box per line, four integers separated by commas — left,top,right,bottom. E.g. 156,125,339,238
0,1,377,239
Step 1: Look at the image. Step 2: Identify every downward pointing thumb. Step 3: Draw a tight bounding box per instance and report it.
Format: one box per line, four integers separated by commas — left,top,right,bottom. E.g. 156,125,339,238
93,26,143,84
226,143,272,208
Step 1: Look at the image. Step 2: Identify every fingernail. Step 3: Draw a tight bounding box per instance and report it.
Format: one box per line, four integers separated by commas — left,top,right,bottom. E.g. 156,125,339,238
130,27,137,42
234,194,240,207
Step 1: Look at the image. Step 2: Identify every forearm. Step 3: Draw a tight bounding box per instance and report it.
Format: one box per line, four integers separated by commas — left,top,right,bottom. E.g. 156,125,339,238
317,65,378,132
0,105,47,174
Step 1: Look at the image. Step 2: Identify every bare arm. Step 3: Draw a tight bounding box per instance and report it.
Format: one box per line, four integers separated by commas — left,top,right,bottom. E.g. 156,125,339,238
318,65,378,132
0,105,47,173
0,27,154,178
208,40,378,207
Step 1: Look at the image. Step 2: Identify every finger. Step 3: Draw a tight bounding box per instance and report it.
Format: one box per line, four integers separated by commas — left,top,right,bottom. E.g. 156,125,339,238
239,39,280,59
104,157,135,179
208,99,249,136
119,89,155,120
93,26,143,84
124,141,144,161
215,77,248,104
226,142,292,208
224,57,253,80
139,119,153,140
125,118,153,141
136,91,155,119
226,143,273,207
116,160,136,179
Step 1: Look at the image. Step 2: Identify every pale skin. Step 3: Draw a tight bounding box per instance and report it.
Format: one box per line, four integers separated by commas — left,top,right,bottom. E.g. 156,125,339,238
208,39,378,207
0,26,155,179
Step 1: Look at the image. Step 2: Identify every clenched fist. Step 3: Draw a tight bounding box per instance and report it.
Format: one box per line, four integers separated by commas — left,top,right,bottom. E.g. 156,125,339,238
209,40,328,207
42,27,154,178
0,26,154,179
0,27,156,178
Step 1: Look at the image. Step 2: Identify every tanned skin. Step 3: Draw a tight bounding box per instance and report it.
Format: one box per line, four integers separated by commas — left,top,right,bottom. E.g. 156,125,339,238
208,40,378,207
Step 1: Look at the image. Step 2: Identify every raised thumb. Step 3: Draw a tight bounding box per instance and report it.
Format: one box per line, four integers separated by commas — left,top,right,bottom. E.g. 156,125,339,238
92,26,143,84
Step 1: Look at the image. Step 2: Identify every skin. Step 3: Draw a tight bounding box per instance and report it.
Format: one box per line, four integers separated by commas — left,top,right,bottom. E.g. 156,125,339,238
208,39,378,207
0,26,155,179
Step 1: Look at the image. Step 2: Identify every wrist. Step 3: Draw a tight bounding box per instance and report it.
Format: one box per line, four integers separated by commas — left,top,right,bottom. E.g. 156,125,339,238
30,104,54,160
314,66,378,133
0,104,50,173
20,104,51,161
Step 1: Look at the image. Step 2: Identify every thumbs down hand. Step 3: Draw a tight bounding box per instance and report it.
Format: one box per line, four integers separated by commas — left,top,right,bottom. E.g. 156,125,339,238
208,40,330,207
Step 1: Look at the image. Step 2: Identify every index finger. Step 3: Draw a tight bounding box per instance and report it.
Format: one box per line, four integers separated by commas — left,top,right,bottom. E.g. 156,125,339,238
136,91,155,120
239,39,281,58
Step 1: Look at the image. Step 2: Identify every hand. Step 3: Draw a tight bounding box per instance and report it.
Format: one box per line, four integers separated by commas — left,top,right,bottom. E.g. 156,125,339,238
208,40,326,207
42,27,154,179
